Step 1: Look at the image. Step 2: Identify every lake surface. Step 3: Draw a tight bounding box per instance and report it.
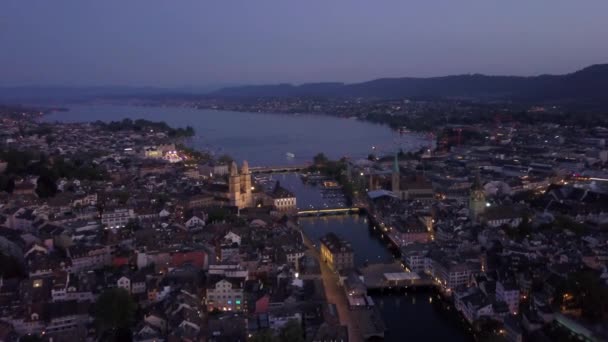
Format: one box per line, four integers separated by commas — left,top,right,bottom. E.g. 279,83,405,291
43,104,429,166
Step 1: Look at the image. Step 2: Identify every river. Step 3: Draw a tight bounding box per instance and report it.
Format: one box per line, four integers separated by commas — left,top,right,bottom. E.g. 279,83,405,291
278,173,474,341
43,104,430,166
45,105,469,341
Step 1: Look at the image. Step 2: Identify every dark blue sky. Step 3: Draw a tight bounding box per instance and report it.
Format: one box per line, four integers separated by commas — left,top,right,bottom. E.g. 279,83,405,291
1,1,607,86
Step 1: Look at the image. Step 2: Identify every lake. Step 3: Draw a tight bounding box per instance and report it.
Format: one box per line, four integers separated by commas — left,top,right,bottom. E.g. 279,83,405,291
43,104,429,166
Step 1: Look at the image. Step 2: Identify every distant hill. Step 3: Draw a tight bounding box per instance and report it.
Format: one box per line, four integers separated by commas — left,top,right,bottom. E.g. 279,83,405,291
212,64,608,106
0,85,227,104
3,64,607,108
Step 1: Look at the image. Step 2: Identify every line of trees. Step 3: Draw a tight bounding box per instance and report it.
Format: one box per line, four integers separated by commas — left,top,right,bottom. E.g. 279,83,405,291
0,149,107,196
310,153,361,203
94,118,195,138
249,319,304,342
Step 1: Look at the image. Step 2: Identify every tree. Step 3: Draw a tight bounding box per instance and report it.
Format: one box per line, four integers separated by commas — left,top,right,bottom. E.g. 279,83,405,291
0,175,15,193
36,173,57,198
116,191,130,205
19,335,43,342
556,270,608,323
218,154,233,164
0,253,25,278
279,320,304,342
313,153,329,166
250,330,278,342
125,220,141,232
94,288,137,334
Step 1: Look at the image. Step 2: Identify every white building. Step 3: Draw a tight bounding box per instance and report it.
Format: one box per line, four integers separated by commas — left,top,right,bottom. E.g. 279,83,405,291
224,231,241,246
497,280,520,315
72,193,98,207
185,214,207,228
68,245,111,273
205,277,245,312
285,248,305,267
117,276,131,292
270,182,296,211
101,208,135,229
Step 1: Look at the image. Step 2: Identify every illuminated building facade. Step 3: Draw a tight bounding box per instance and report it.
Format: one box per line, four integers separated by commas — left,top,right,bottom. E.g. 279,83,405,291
320,233,354,272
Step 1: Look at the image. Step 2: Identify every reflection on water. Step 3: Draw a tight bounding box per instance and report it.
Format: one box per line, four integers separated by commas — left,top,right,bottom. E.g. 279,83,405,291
374,292,474,342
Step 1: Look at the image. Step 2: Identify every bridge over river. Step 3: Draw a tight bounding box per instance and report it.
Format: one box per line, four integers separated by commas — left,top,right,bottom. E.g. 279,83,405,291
249,164,310,174
297,207,362,217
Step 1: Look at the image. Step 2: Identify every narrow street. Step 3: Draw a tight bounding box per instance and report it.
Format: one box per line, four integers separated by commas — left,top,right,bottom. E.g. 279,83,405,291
301,231,363,342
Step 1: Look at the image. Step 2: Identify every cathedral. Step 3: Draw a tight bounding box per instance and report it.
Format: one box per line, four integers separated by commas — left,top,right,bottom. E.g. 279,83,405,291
469,177,486,222
391,154,434,202
228,161,253,209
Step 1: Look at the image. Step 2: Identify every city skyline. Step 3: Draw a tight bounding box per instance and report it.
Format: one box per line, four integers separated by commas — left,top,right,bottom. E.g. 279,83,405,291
1,0,608,86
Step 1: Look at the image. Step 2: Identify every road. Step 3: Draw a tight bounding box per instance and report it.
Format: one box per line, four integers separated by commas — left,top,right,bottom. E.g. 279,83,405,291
301,231,363,342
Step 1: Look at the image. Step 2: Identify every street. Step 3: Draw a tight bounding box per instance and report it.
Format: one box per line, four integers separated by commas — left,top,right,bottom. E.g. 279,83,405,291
301,231,363,342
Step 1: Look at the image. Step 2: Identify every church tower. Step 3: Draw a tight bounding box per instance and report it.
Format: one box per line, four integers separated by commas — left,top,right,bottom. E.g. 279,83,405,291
369,174,375,191
228,160,253,209
228,161,240,206
240,160,253,208
391,154,400,194
469,174,486,222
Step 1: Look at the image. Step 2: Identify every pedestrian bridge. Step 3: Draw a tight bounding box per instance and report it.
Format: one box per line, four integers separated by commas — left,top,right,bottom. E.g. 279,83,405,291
250,164,310,174
297,207,361,216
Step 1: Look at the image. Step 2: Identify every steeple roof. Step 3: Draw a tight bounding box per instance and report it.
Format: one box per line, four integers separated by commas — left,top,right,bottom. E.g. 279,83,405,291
230,161,238,176
393,154,400,173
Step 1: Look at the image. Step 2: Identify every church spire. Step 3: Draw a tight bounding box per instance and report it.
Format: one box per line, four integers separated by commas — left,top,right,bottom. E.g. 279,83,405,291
393,153,400,174
230,161,238,176
392,153,400,193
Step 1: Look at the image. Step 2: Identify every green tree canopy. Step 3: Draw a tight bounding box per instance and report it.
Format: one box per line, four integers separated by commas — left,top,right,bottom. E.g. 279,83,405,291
279,319,304,342
36,173,58,198
250,330,278,342
94,288,137,333
313,153,329,166
249,320,304,342
217,154,234,164
556,270,608,323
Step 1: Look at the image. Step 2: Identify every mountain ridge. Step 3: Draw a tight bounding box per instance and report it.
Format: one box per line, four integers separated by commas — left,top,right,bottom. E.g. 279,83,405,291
212,64,608,106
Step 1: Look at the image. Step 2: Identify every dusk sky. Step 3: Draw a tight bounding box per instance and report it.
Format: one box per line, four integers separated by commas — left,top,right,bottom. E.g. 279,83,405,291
1,1,607,87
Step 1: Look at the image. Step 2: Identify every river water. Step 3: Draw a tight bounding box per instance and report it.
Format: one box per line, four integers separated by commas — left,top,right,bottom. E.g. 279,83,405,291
43,104,430,166
278,173,474,342
45,105,470,341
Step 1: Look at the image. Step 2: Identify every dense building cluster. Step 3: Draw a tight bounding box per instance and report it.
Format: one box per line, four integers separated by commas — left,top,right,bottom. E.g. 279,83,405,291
0,111,315,342
1,104,607,341
347,119,608,341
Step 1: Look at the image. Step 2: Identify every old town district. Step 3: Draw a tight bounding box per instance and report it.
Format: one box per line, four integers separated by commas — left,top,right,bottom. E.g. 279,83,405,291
0,108,607,341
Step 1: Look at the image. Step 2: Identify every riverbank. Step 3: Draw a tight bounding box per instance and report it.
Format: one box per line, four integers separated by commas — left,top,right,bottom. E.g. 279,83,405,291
282,172,474,341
